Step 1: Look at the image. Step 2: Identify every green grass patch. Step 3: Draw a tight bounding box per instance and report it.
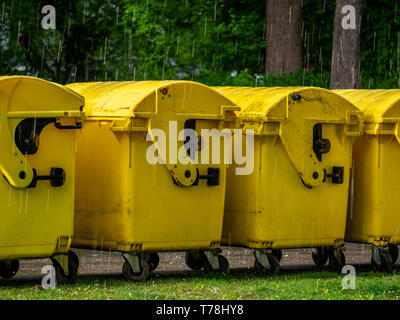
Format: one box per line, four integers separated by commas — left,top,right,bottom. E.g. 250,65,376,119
1,269,400,300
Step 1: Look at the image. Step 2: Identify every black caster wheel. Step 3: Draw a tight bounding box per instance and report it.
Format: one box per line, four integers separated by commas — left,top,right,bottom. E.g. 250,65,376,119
389,245,398,264
148,252,160,272
122,258,150,281
371,252,393,273
254,253,280,276
52,252,78,284
272,249,283,262
0,260,19,279
204,255,230,275
185,251,205,270
328,249,345,272
217,255,230,275
69,250,79,268
312,247,329,269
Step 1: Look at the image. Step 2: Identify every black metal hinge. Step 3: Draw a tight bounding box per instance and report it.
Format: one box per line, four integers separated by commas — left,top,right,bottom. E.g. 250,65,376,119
313,123,331,162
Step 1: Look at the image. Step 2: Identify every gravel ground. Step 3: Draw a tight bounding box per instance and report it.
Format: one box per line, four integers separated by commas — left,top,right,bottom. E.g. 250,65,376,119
9,243,383,281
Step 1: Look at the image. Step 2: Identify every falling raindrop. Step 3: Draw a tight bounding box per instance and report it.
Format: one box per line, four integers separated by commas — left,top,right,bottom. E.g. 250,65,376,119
162,58,165,80
24,189,29,215
46,189,50,212
397,33,400,74
40,46,45,75
192,40,195,57
1,3,4,22
99,47,103,63
214,0,217,22
176,35,180,55
373,31,376,52
262,23,265,39
234,39,238,55
16,19,20,45
67,17,71,37
18,189,22,216
83,1,87,24
73,66,77,82
204,16,207,36
104,37,108,65
107,248,111,272
57,40,63,63
8,184,12,208
116,6,119,24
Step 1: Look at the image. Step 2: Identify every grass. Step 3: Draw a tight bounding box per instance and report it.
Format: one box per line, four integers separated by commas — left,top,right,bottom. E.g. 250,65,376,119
1,268,400,300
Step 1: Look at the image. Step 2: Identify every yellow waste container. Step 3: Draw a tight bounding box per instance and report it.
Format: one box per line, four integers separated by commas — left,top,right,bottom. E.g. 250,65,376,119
0,76,85,283
214,87,362,275
66,81,239,281
335,89,400,273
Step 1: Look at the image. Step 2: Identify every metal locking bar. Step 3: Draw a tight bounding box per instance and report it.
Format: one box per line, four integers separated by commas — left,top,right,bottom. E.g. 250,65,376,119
27,168,66,188
198,168,220,186
313,123,331,162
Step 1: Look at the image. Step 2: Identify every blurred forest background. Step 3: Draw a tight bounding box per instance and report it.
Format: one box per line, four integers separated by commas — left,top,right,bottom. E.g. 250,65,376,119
0,0,396,88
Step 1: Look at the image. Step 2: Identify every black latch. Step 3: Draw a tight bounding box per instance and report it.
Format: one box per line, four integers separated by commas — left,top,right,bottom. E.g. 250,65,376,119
324,166,344,184
313,123,331,161
15,118,82,155
198,168,220,186
172,168,219,187
15,118,55,155
27,168,66,188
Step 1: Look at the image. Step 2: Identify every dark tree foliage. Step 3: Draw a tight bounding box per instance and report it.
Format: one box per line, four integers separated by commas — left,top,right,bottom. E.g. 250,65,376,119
0,0,398,88
0,0,123,83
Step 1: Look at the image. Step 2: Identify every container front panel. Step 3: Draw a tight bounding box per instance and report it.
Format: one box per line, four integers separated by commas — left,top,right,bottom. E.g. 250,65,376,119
73,120,227,252
346,135,400,245
73,121,132,250
223,124,352,249
0,124,76,260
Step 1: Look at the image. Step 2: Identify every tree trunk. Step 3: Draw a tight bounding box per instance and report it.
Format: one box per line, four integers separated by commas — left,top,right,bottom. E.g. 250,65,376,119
330,0,363,89
266,0,303,75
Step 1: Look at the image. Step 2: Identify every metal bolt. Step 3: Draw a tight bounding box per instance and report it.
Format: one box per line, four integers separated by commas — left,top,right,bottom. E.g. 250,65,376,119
292,94,301,101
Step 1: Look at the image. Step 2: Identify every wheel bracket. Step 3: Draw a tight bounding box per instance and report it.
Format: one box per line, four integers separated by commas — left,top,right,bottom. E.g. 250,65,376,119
122,253,141,273
52,254,69,276
371,246,389,267
204,251,220,270
254,250,271,270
